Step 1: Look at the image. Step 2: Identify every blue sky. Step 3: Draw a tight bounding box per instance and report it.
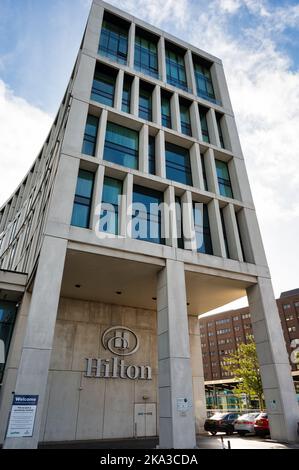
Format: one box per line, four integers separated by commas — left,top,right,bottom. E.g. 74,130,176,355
0,0,299,308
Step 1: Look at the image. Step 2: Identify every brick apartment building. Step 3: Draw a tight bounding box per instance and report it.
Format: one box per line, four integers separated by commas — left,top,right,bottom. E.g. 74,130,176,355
199,288,299,388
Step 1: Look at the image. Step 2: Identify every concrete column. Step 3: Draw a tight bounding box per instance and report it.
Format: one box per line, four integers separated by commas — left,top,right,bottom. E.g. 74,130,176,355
188,315,206,434
139,124,149,173
72,53,95,103
185,50,197,95
115,69,124,111
203,148,219,195
224,114,243,157
131,76,140,117
82,3,104,55
230,157,254,205
247,277,299,442
170,93,181,133
158,37,166,83
210,61,232,111
190,143,204,191
164,185,177,248
181,191,197,251
157,259,196,449
153,85,162,126
120,173,133,238
190,102,202,141
128,22,136,69
207,108,221,148
208,199,226,257
156,130,166,179
90,165,105,232
3,236,68,449
237,208,268,267
61,98,89,157
222,203,244,262
95,109,108,161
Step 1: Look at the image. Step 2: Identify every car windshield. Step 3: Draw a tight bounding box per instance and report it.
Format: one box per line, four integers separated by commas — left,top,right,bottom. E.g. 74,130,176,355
210,413,226,419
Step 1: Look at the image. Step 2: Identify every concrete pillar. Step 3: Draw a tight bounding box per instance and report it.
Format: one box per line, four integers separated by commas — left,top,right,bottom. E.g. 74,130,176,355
170,93,181,133
203,148,219,195
95,109,108,161
190,143,204,191
207,108,221,148
72,53,95,103
115,69,124,111
82,2,104,55
208,199,226,257
181,191,197,251
121,173,133,238
156,130,166,179
224,114,244,157
61,98,89,157
128,22,136,69
164,185,177,248
190,102,202,141
131,76,140,117
158,37,166,83
222,203,244,262
153,85,162,126
188,315,206,434
185,50,197,95
157,259,196,448
247,277,299,442
237,208,268,267
90,165,105,232
230,157,254,205
3,236,68,449
210,61,232,111
139,124,149,173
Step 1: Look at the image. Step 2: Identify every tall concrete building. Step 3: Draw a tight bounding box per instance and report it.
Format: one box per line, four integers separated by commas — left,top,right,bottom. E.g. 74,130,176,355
0,0,298,449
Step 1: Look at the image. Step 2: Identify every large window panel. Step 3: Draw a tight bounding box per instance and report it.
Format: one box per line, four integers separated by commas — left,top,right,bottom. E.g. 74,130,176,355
0,301,17,383
71,170,94,228
139,83,153,121
193,203,213,254
199,106,210,143
82,115,99,156
194,59,216,104
166,47,188,91
180,101,192,136
104,122,139,170
148,135,156,175
165,142,193,186
91,65,116,106
100,177,123,235
132,185,164,245
135,33,158,78
161,92,172,128
215,160,233,198
99,18,129,64
122,75,132,113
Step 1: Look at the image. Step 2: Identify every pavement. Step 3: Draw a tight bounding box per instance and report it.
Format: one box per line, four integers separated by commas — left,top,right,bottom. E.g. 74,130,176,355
38,433,299,450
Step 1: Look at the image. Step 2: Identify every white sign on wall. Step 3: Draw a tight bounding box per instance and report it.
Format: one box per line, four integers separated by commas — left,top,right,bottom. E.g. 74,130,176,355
6,395,39,438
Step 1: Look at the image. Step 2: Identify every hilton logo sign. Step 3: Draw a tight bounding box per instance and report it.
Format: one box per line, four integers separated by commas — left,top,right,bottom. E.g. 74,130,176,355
85,326,152,380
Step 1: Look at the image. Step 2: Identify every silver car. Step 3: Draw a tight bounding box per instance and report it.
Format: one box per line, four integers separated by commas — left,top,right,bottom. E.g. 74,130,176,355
234,412,260,436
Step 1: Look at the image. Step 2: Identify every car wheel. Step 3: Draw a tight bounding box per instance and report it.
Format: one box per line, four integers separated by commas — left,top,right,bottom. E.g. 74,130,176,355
238,431,247,437
209,431,217,436
226,426,234,435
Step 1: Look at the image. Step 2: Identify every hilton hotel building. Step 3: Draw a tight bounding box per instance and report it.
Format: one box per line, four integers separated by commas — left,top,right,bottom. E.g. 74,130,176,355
0,0,298,449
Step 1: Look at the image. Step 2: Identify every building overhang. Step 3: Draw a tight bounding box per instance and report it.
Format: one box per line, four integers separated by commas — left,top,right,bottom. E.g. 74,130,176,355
0,270,27,302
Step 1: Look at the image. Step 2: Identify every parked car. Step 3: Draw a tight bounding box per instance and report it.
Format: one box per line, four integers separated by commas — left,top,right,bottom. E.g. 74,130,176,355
234,412,260,436
204,412,240,435
254,412,270,437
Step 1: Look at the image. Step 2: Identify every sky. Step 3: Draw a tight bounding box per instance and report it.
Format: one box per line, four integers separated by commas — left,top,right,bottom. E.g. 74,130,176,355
0,0,298,313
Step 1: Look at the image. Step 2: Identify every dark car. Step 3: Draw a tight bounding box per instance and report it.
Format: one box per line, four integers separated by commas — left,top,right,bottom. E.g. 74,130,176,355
204,412,240,435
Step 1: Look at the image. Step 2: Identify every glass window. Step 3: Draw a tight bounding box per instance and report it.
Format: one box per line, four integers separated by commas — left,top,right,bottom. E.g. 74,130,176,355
139,84,152,121
215,160,233,198
132,185,164,245
193,203,213,254
99,19,128,64
104,122,139,170
122,76,132,113
194,60,216,103
82,115,99,156
221,209,230,258
175,196,184,249
166,47,188,91
100,177,123,235
161,93,172,128
201,154,209,191
0,301,17,383
148,136,156,175
199,106,210,143
91,65,116,106
71,170,94,229
135,33,158,78
216,113,225,149
180,102,192,136
165,142,192,186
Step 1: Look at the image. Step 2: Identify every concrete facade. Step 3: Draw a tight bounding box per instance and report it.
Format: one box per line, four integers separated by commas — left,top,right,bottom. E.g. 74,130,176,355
0,0,298,448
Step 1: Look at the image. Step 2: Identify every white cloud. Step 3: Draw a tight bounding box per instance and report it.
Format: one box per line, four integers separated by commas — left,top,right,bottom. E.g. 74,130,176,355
0,80,52,207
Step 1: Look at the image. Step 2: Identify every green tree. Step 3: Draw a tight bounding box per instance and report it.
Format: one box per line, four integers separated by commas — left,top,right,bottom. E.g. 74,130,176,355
223,336,264,409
